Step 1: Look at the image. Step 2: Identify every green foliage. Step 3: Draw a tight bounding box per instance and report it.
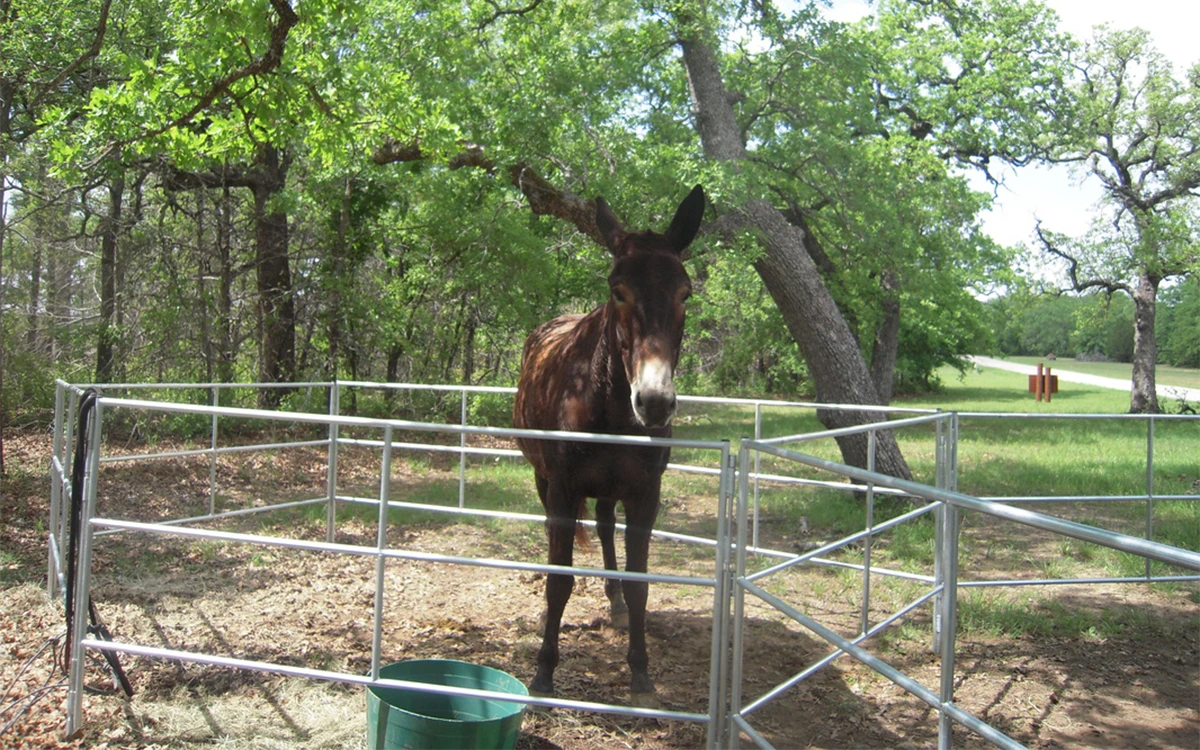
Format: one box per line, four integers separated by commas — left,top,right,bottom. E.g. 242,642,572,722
0,345,57,420
683,239,810,396
5,0,1188,429
468,391,515,428
987,287,1195,365
1158,278,1200,368
1016,295,1076,357
709,0,1049,394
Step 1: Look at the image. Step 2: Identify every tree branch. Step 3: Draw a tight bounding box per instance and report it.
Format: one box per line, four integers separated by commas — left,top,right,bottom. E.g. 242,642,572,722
30,0,113,111
1034,221,1131,295
507,163,605,245
477,0,544,29
88,0,298,168
371,138,424,165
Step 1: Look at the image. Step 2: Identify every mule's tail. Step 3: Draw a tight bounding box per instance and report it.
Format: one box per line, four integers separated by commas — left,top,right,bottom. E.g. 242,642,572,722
575,498,592,551
575,521,592,551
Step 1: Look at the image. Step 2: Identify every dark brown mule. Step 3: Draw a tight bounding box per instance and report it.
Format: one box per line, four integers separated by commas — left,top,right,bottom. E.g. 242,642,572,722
514,185,705,703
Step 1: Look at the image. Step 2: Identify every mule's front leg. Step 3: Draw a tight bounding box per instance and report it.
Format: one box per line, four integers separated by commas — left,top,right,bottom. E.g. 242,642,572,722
531,514,577,697
623,496,660,703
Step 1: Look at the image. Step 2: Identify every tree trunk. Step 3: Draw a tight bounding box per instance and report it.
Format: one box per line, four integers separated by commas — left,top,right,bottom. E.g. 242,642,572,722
197,189,215,382
462,308,477,385
870,271,901,403
46,227,69,361
217,184,236,384
0,189,5,473
345,343,359,414
96,171,125,383
252,144,295,408
328,176,351,380
678,29,911,479
385,342,404,406
26,246,41,349
1129,272,1160,413
739,203,911,477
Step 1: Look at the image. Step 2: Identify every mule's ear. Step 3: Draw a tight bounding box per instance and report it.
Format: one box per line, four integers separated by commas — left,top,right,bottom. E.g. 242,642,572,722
595,197,626,255
665,184,705,254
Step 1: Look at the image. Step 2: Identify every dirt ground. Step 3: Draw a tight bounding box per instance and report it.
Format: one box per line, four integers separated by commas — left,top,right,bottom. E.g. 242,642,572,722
2,428,1197,749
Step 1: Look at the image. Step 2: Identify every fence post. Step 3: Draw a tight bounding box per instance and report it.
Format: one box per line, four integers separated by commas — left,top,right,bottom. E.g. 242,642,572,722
459,390,468,509
936,501,961,750
60,388,80,597
723,440,752,750
326,382,341,544
932,414,952,654
707,440,736,750
370,424,394,682
752,403,762,552
48,383,67,599
1145,414,1155,579
861,430,876,637
949,412,960,493
208,387,219,517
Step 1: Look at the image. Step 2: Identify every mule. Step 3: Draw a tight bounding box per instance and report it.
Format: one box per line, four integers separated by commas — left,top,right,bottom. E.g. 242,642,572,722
513,184,705,703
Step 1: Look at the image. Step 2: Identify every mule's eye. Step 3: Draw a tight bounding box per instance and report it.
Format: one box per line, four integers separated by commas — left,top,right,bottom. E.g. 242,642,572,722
612,288,627,305
679,288,692,304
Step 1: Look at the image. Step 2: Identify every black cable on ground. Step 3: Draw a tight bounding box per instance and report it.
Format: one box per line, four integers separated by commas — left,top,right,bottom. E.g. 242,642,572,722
0,633,67,738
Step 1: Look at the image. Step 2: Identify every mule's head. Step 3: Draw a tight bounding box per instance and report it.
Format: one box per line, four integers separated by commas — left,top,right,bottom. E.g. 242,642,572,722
596,185,705,429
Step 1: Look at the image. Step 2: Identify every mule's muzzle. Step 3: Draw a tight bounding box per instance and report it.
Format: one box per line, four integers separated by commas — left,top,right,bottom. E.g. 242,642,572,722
632,385,677,428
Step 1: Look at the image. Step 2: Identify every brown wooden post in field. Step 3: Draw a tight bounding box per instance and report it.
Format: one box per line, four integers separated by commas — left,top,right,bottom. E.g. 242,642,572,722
1027,363,1060,402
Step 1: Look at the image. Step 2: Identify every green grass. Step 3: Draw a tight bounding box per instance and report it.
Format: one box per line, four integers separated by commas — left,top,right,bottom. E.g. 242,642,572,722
956,589,1169,639
911,364,1198,499
282,460,546,548
907,365,1136,413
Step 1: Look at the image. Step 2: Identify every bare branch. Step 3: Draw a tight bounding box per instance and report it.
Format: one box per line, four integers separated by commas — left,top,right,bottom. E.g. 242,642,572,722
29,0,113,111
1034,220,1131,295
477,0,544,30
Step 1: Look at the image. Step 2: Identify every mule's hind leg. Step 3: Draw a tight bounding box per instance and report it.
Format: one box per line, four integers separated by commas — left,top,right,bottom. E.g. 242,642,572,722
531,483,580,697
595,498,628,629
533,475,552,638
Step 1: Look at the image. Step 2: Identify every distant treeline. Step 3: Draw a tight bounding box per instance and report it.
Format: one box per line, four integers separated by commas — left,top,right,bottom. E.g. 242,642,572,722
985,281,1199,366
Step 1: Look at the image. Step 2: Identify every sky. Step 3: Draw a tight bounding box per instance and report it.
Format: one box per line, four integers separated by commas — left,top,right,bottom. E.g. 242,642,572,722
824,0,1199,251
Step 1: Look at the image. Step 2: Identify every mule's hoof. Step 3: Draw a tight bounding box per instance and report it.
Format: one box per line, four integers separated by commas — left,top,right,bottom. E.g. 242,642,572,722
630,690,660,709
609,608,629,630
527,687,556,714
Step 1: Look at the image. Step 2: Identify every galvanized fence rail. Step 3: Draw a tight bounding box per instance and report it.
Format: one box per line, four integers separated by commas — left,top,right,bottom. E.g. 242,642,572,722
50,380,736,744
732,416,1200,750
48,379,1200,747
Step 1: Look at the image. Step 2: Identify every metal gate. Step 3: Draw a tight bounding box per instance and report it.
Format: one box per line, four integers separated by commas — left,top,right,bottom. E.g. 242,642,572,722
49,380,1200,747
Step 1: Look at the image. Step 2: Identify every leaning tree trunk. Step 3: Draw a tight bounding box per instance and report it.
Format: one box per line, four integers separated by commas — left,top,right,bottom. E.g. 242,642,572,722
739,203,911,477
1129,272,1161,414
679,30,910,479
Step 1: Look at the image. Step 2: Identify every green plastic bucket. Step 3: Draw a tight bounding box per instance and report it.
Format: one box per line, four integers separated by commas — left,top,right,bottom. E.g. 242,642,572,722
366,659,528,750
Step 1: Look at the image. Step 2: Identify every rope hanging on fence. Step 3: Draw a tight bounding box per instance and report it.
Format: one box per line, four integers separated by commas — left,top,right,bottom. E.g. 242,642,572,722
64,388,134,698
